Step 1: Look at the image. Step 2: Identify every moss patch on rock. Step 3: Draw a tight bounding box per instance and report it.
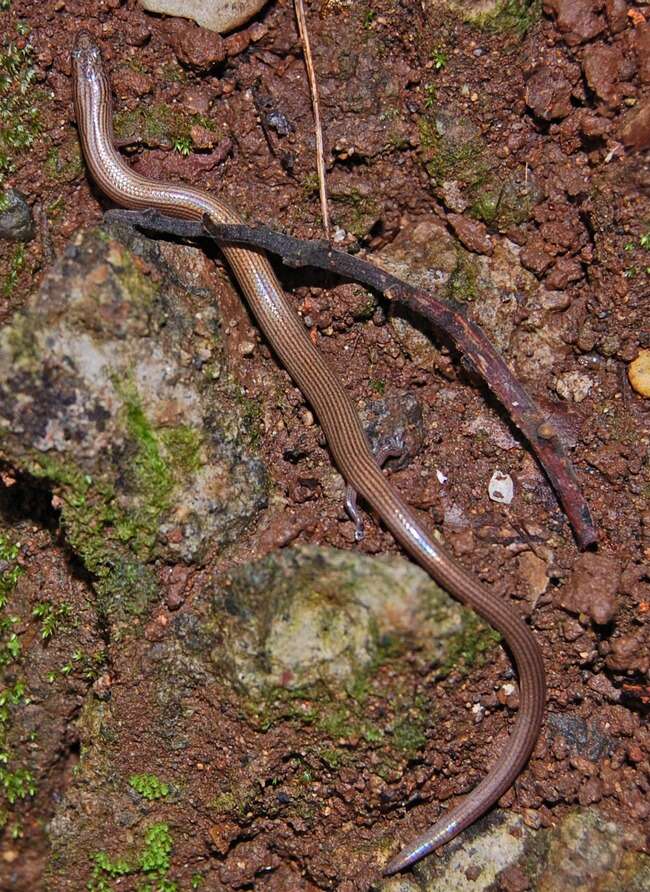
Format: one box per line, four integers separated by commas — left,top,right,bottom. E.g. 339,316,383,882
0,228,268,628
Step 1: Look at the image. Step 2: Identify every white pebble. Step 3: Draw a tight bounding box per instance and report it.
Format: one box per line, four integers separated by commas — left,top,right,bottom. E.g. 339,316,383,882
488,470,514,505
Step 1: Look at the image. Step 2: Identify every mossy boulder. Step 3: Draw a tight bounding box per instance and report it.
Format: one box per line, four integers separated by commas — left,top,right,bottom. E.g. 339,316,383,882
0,226,267,626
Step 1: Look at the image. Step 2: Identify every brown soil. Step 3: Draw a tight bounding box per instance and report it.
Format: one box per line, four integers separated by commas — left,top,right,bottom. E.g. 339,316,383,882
0,1,648,890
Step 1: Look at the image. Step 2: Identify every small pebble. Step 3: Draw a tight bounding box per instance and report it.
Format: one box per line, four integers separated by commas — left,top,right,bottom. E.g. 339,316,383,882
140,0,269,33
555,371,593,402
628,349,650,397
0,188,34,242
488,470,514,504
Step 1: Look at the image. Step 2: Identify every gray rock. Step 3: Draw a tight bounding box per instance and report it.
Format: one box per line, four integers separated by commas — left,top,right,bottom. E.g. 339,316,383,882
0,226,267,623
207,544,467,694
379,807,649,891
0,188,34,242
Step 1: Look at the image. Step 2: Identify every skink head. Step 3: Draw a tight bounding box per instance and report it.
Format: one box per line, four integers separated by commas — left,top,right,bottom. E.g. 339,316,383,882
71,30,103,81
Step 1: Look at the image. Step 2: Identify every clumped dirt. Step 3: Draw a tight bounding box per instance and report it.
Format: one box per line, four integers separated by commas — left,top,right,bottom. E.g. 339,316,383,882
0,0,648,890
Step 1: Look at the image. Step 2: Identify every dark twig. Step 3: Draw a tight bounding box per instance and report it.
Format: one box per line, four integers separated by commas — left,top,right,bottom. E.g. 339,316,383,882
103,207,597,548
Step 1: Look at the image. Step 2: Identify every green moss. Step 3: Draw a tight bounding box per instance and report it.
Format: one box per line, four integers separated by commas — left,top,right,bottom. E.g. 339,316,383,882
2,243,26,298
32,600,71,640
0,29,47,185
210,791,238,814
140,822,173,873
0,534,22,609
234,390,263,449
129,773,170,801
321,747,346,769
440,610,501,675
318,706,355,739
419,108,539,231
89,821,175,892
418,115,489,189
114,104,221,155
122,386,173,516
160,62,185,84
45,144,83,183
302,172,319,198
26,449,159,620
159,426,203,475
447,249,480,303
470,172,541,229
470,0,541,37
391,717,427,755
0,534,36,823
351,288,377,320
330,188,379,240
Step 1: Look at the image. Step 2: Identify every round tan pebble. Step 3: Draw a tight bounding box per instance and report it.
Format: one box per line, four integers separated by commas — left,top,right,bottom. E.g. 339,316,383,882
139,0,269,33
628,349,650,397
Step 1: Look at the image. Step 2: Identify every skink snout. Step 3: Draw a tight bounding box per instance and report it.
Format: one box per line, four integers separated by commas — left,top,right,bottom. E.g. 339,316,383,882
72,30,102,73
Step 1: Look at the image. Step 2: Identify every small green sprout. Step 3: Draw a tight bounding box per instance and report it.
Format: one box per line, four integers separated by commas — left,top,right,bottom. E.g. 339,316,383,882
423,83,437,109
431,48,447,70
140,822,173,873
3,632,20,663
129,773,170,801
1,766,36,804
640,232,650,249
172,135,192,156
32,600,71,640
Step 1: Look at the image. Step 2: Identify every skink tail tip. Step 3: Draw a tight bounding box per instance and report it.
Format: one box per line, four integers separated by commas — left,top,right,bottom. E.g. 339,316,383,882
382,848,423,876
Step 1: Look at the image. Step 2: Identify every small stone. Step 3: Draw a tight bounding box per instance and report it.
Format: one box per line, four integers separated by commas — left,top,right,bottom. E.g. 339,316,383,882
447,213,493,255
555,371,593,403
447,214,493,255
208,819,239,854
224,22,267,57
168,20,227,70
582,43,624,107
605,0,628,34
112,65,154,99
556,552,621,625
439,180,469,213
606,632,649,674
183,86,212,114
0,188,34,242
488,470,514,505
124,18,152,46
545,256,583,289
633,22,650,85
580,113,611,139
520,243,553,276
525,65,573,121
619,99,650,151
578,776,603,806
543,0,605,46
140,0,270,33
517,551,549,599
628,349,650,397
538,289,570,311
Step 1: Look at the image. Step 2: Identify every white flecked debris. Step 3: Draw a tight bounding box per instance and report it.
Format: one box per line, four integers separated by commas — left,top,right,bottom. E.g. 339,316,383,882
488,470,514,504
555,370,593,402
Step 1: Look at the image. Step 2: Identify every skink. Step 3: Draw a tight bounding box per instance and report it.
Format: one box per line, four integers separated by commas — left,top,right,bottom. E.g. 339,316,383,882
71,30,545,875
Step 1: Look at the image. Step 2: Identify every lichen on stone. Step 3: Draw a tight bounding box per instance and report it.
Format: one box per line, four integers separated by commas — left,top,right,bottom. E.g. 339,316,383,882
0,227,268,626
